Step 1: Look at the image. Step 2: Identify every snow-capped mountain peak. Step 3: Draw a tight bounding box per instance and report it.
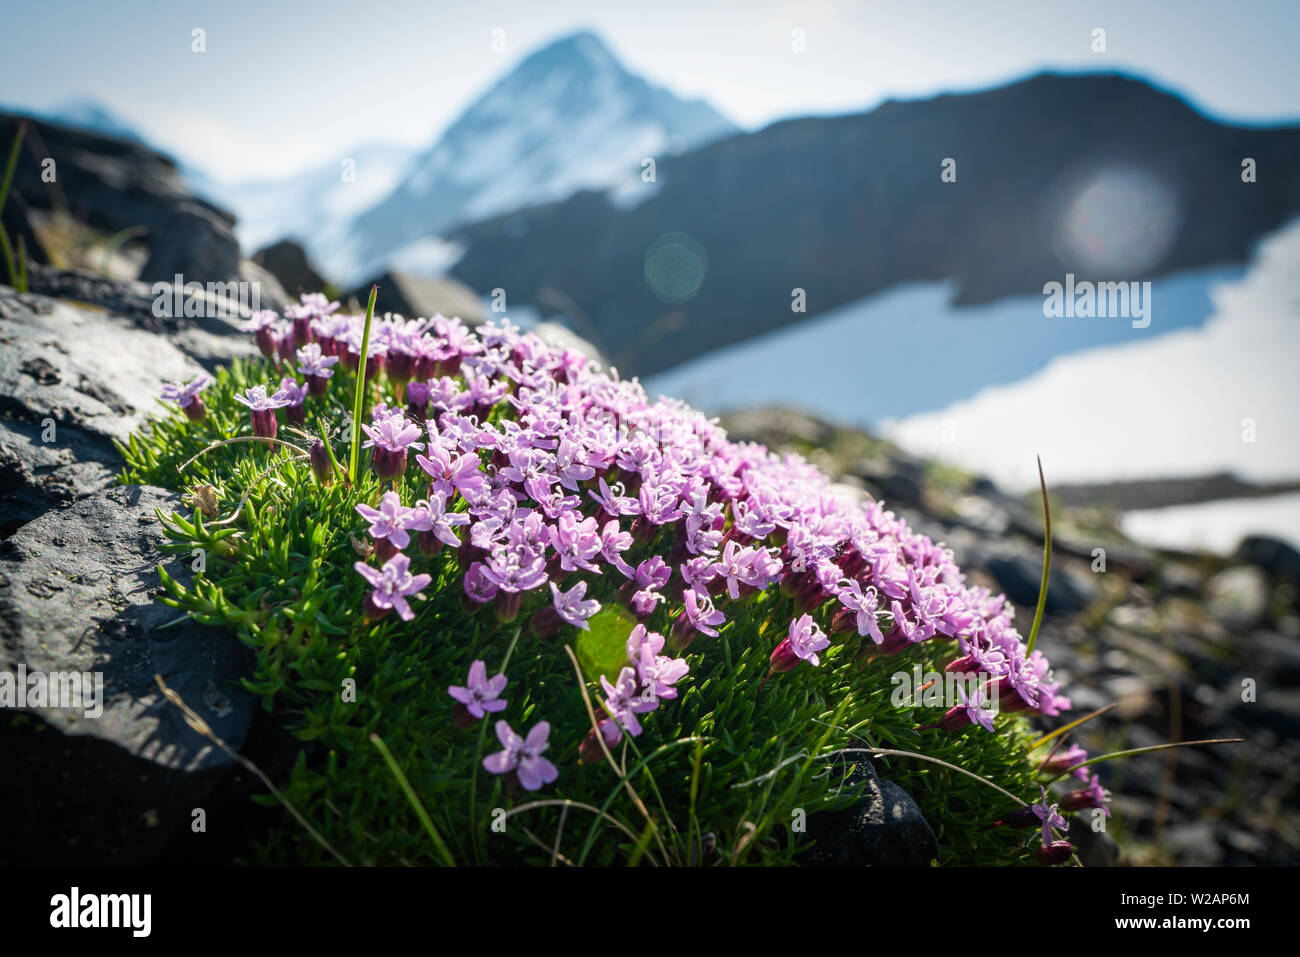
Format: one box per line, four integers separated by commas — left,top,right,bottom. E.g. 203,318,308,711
334,30,736,283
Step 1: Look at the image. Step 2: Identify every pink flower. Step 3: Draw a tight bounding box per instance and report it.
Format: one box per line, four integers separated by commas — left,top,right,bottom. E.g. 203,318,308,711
353,553,431,622
447,660,508,720
160,374,210,421
550,580,601,630
599,666,658,736
356,491,421,551
769,613,830,672
482,720,559,791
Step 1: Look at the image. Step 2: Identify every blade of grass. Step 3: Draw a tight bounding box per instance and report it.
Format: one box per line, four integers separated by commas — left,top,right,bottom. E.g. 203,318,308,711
99,224,148,277
1055,738,1244,779
1027,703,1117,750
563,644,670,866
0,227,16,289
153,674,349,866
0,121,25,216
348,284,378,485
369,733,456,866
0,122,25,289
315,415,347,486
1025,455,1052,657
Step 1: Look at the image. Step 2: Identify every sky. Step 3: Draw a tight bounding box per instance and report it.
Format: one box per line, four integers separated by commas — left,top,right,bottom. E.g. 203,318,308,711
2,0,1298,182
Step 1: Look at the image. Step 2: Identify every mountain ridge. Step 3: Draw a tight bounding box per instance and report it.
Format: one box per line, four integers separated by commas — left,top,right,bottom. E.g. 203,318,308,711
442,69,1300,376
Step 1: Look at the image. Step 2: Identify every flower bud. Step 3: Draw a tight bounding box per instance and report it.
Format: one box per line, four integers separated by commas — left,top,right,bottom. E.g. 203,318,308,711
1059,788,1106,812
406,381,430,422
937,703,974,731
372,446,408,481
386,350,414,383
309,439,333,486
529,604,563,638
372,537,400,564
495,589,522,623
1036,840,1074,865
253,325,277,359
183,396,207,422
361,593,389,622
669,613,697,652
451,701,479,730
769,637,801,674
251,408,278,443
417,528,445,557
993,804,1041,829
292,315,313,347
578,719,622,764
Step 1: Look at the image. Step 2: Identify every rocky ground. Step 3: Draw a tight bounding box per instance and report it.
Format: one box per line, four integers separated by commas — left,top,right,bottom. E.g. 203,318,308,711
1,276,1296,865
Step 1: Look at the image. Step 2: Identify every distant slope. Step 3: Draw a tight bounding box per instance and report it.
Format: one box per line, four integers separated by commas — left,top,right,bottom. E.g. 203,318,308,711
197,144,416,264
445,72,1300,376
341,30,736,284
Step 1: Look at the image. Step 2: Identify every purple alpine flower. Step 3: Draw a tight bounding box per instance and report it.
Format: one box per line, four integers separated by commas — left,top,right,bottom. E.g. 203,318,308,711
1059,774,1111,816
278,376,308,426
353,553,431,622
355,490,421,561
462,561,499,606
362,409,424,481
482,720,558,791
233,384,292,442
412,492,470,555
551,580,601,629
599,666,658,737
937,685,998,733
239,310,280,359
671,588,726,650
296,343,339,395
447,660,508,725
160,374,211,421
769,613,831,672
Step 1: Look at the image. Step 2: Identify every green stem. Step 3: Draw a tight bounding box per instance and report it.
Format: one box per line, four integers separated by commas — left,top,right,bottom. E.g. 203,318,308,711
348,285,378,485
369,733,456,866
1054,738,1244,780
1025,455,1051,657
0,121,25,216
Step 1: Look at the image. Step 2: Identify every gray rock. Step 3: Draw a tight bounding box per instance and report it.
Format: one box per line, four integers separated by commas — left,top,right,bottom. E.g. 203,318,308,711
16,268,260,371
532,320,608,365
238,258,291,314
252,239,325,296
1158,560,1205,596
984,545,1097,614
1163,822,1224,866
721,407,833,448
1236,535,1300,584
851,455,926,506
1,111,241,284
344,270,486,324
0,485,255,864
1241,630,1300,684
1206,566,1270,632
139,203,242,286
802,760,939,866
0,285,210,536
1068,814,1119,867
